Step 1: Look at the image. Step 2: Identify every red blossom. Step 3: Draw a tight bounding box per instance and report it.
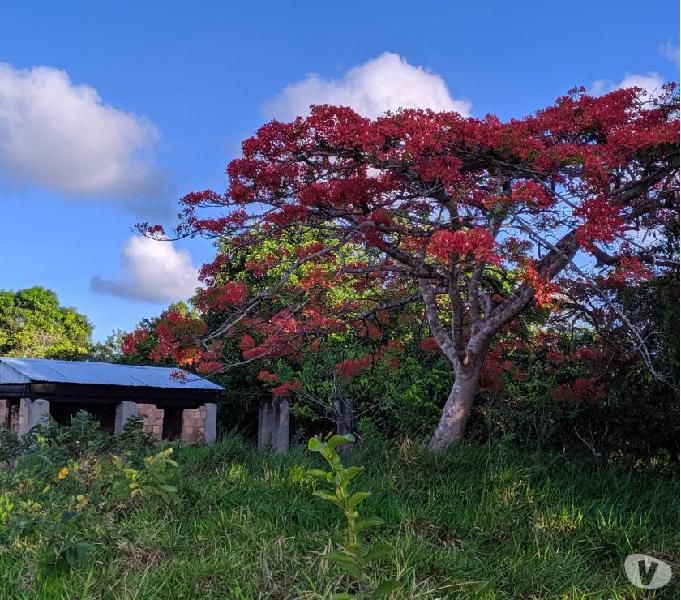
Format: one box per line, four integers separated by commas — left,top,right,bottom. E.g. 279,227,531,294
336,355,373,379
511,181,555,209
271,380,302,396
426,228,500,265
121,329,149,355
419,337,441,353
574,198,624,250
257,370,279,384
610,256,653,284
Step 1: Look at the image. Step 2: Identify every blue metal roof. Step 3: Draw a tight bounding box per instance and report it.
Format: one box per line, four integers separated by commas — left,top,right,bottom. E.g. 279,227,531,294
0,357,223,390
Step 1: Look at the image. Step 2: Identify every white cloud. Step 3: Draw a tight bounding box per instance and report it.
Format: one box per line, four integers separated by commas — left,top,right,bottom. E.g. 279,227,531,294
592,72,665,96
0,63,167,209
91,236,199,303
659,41,680,66
265,52,471,120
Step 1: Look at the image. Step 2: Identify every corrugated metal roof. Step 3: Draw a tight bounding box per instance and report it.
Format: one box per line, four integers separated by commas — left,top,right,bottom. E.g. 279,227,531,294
0,357,223,390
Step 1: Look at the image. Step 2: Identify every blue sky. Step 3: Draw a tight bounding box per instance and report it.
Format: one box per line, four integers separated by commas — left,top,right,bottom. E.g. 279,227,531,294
0,1,678,341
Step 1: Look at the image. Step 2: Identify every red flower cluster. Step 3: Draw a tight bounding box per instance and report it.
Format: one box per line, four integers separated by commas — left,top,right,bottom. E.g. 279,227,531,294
511,181,555,209
419,337,441,353
574,198,624,250
335,355,374,379
271,380,302,397
121,329,149,355
551,378,607,404
426,228,500,265
610,256,653,284
519,262,560,308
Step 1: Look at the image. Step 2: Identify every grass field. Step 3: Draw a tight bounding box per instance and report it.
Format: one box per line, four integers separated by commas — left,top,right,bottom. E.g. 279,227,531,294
0,435,678,599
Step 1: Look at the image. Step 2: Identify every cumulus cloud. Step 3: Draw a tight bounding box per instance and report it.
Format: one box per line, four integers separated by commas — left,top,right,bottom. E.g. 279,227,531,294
91,236,199,303
0,63,168,210
265,52,471,120
592,72,665,96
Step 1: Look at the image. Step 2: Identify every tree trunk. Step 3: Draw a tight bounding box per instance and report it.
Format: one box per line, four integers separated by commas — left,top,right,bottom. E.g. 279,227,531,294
335,395,354,436
428,361,482,452
334,395,354,454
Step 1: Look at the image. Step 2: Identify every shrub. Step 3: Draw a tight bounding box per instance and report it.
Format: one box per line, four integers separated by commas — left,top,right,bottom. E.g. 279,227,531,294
307,433,397,598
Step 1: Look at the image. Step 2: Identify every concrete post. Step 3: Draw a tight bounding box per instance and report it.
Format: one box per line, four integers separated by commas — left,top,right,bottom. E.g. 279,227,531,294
273,398,290,453
203,403,217,444
271,399,280,446
27,399,50,431
258,402,272,449
15,398,30,436
0,399,8,427
114,401,139,434
15,398,50,436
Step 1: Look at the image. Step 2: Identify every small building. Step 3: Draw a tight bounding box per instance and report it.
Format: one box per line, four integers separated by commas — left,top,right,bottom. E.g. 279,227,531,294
0,357,222,443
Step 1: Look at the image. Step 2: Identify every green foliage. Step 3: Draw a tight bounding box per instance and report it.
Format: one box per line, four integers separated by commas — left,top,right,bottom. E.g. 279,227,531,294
112,448,179,506
0,439,178,581
0,435,677,598
87,329,127,363
307,433,401,598
468,317,679,467
19,411,155,474
111,414,156,456
0,425,23,464
2,408,159,573
0,286,92,359
24,411,109,469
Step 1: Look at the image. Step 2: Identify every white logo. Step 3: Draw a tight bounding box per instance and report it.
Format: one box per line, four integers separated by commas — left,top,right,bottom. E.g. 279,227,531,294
624,554,672,589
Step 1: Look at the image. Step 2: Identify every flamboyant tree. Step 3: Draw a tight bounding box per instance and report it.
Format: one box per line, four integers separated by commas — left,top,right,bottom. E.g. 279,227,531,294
129,85,679,452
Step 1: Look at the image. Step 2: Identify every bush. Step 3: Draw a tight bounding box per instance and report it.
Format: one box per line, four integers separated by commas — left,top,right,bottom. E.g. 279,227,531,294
0,442,178,580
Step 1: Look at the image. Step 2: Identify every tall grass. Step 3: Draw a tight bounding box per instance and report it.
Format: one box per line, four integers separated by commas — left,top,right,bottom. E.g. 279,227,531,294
0,434,678,599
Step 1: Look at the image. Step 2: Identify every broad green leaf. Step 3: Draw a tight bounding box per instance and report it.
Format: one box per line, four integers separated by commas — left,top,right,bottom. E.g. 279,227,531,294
306,468,330,481
348,491,370,508
307,437,324,451
371,580,400,598
325,550,357,565
355,517,383,532
345,466,364,480
364,542,392,561
333,559,362,578
327,433,355,450
313,491,344,508
320,446,339,464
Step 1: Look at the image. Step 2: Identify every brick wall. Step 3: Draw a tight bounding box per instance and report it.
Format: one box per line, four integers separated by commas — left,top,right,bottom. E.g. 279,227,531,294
182,405,207,443
137,403,165,440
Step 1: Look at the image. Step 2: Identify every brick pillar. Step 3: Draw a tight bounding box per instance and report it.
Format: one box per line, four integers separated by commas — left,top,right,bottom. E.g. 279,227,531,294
204,403,217,444
181,405,206,442
114,401,139,434
137,404,165,440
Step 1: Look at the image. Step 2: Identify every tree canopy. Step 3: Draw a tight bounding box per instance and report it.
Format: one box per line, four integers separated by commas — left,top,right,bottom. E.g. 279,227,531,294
0,286,92,359
128,84,679,452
